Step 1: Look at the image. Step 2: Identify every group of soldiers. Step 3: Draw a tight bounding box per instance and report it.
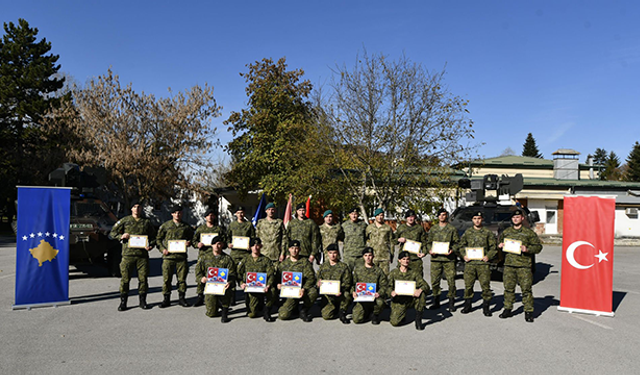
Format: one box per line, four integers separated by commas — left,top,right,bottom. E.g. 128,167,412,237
110,200,542,329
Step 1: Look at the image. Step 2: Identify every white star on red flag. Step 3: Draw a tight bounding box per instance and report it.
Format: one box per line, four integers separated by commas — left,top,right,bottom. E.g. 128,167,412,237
595,250,608,263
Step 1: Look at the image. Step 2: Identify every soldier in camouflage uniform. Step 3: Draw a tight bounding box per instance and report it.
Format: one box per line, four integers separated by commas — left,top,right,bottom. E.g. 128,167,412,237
196,236,236,322
394,210,428,277
227,206,256,266
342,207,368,270
317,244,352,323
319,210,344,262
238,237,277,322
255,202,285,263
498,209,543,323
156,205,194,308
109,200,156,311
426,208,460,312
351,247,389,324
192,209,227,307
388,251,430,330
282,203,321,263
457,211,497,316
366,208,394,275
277,240,318,322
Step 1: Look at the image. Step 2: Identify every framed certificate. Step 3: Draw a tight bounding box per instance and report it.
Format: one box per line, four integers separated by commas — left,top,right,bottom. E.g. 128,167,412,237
129,235,148,249
354,283,376,302
394,280,416,296
431,241,450,255
466,247,484,260
232,236,250,250
403,239,422,254
280,286,302,299
245,272,267,293
319,280,341,295
503,239,522,255
168,240,187,253
204,282,226,295
200,233,218,246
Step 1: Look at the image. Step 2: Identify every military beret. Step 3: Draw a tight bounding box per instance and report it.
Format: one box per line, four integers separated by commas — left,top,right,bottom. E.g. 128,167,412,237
235,206,245,212
362,247,374,256
210,235,222,245
250,237,262,247
323,210,333,218
296,203,306,210
405,209,416,218
289,240,301,248
265,202,275,210
326,243,339,252
398,251,410,260
348,207,359,214
436,208,448,216
512,209,524,217
170,205,183,213
204,209,216,217
473,211,483,218
130,200,140,209
374,208,384,216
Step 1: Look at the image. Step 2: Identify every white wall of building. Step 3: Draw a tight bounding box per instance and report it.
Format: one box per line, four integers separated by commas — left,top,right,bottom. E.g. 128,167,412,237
527,199,558,235
615,208,640,238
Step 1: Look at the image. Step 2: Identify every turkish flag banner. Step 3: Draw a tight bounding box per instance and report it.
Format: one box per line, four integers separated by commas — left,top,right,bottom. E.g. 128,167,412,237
559,196,615,316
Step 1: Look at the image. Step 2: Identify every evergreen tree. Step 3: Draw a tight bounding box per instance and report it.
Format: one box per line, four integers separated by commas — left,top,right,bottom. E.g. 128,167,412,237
522,133,543,158
592,148,608,166
626,141,640,182
602,151,622,181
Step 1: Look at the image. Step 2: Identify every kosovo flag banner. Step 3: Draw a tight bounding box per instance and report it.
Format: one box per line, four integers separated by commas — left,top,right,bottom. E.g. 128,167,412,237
14,187,71,309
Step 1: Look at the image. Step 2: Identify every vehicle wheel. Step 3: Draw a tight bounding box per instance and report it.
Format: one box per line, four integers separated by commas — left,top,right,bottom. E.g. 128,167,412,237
107,246,122,277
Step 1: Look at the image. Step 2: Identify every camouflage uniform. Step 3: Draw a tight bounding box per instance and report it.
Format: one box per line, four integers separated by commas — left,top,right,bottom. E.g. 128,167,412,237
426,223,460,300
156,220,194,295
499,226,542,313
457,226,497,302
228,220,256,266
284,217,321,260
277,257,318,320
193,224,227,295
317,261,353,319
351,264,389,323
342,220,368,270
388,267,430,326
110,215,156,295
394,223,428,276
319,222,345,261
255,217,285,262
237,253,277,317
195,253,236,317
366,222,394,275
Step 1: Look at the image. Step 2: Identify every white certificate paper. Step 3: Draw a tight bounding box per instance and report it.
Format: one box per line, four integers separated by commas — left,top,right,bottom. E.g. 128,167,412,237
431,241,450,255
319,280,341,295
168,240,187,253
129,235,148,249
280,286,302,299
232,236,250,250
394,280,416,296
245,285,266,294
466,247,484,260
200,233,218,246
403,240,422,254
204,282,226,295
503,239,522,255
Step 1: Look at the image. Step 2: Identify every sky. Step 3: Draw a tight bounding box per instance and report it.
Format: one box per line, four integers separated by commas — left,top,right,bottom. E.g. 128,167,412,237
3,0,640,164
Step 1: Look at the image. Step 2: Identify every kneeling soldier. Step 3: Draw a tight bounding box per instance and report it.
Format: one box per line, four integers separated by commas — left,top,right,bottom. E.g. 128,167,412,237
317,243,353,324
196,236,236,322
351,247,389,324
388,251,431,330
277,240,318,322
238,238,276,322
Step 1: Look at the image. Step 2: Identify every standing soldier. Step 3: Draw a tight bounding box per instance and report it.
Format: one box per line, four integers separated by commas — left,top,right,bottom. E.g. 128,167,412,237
498,209,543,323
109,200,156,311
196,236,236,322
366,208,394,275
319,210,345,262
394,210,428,277
351,247,389,325
317,244,352,324
457,211,497,316
388,251,430,330
156,205,194,308
277,240,318,322
227,206,256,266
192,209,226,307
282,203,321,263
342,207,367,270
426,208,460,312
255,202,285,264
238,238,276,322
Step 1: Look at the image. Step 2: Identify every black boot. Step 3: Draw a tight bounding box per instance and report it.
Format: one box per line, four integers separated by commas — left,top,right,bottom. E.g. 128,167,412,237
339,309,350,324
139,294,151,310
448,299,456,312
429,295,441,310
300,307,312,322
193,294,204,307
263,305,274,322
160,294,171,308
525,311,534,323
118,294,128,312
371,313,380,325
178,292,189,307
461,299,472,314
483,301,492,317
415,313,424,331
499,309,512,319
221,307,230,323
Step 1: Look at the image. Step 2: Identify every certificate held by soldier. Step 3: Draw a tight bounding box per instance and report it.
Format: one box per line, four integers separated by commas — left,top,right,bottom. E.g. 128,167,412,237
168,240,187,253
403,240,422,254
394,280,416,296
232,236,250,250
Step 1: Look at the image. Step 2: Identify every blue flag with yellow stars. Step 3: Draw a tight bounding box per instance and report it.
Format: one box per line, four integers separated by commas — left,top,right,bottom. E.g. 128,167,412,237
14,187,71,308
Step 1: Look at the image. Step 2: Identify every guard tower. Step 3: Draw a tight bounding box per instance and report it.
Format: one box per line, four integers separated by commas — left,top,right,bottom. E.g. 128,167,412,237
552,148,580,180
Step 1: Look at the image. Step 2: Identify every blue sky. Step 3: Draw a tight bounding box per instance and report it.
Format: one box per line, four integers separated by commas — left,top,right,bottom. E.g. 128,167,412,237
4,1,639,164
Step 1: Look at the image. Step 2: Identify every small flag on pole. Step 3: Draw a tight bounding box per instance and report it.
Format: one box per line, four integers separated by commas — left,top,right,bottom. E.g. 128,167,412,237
252,193,266,227
284,194,293,228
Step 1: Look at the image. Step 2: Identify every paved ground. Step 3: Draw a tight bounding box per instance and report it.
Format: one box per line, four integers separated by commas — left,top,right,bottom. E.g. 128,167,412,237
1,238,638,374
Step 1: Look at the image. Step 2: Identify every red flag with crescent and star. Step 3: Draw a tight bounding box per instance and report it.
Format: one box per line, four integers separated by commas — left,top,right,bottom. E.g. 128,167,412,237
559,196,615,316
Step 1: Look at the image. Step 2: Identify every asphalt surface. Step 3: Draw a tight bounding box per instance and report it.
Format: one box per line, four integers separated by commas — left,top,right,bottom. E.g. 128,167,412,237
1,239,638,374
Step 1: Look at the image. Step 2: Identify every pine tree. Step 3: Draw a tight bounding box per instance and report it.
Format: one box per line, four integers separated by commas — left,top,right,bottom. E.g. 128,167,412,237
626,141,640,182
522,133,543,158
602,151,622,181
592,148,608,166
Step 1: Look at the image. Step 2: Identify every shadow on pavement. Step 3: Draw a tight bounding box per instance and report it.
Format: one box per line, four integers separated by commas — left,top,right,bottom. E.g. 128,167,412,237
533,262,555,285
613,291,626,312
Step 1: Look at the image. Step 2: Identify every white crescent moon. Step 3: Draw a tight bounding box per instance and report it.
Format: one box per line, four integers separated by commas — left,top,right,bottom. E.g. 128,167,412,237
566,241,595,269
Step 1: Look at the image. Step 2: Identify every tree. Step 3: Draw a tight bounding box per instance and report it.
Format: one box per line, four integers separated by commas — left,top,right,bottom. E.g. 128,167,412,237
602,151,622,181
49,69,220,207
589,147,608,180
522,133,542,158
500,147,516,157
625,141,640,182
0,19,66,213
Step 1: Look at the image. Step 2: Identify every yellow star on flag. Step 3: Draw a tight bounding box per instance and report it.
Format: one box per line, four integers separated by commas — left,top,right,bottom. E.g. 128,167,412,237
258,276,264,281
220,271,226,276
